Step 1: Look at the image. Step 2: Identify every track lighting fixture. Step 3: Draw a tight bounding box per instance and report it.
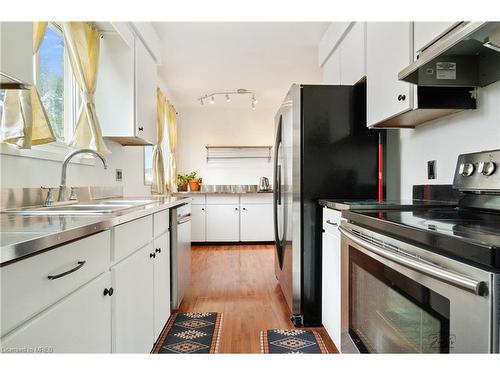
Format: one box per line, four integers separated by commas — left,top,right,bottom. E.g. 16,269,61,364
197,89,257,109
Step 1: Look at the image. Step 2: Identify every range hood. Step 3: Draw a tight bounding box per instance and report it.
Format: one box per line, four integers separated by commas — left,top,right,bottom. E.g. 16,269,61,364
399,22,500,87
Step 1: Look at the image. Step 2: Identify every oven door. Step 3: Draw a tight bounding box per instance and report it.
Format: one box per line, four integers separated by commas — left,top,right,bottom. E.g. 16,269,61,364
339,223,496,354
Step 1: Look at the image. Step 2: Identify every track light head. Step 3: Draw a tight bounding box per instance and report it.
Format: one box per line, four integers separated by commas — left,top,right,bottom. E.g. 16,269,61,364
210,95,215,104
225,94,231,102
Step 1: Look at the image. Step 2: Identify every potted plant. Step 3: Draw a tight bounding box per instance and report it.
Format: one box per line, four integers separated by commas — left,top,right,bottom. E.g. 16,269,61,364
177,173,189,192
187,172,203,192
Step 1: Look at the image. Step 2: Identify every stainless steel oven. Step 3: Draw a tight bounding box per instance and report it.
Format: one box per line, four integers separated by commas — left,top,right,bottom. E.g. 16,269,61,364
339,222,499,354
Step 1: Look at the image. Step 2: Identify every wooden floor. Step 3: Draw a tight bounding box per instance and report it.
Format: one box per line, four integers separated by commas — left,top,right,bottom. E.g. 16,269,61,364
178,244,338,353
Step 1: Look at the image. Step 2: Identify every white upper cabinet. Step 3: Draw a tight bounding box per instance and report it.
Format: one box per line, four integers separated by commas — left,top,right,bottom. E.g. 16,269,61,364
135,38,157,145
340,22,366,85
95,23,157,145
0,22,33,86
413,22,458,56
366,22,413,127
322,47,341,85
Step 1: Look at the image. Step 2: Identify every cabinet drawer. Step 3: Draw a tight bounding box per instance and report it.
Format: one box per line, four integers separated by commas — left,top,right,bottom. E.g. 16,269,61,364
185,194,206,205
153,209,170,237
323,207,342,235
1,231,110,336
206,194,239,205
113,215,153,261
240,193,273,205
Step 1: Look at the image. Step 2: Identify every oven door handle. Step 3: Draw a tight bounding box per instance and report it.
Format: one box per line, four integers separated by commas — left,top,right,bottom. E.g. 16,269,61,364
338,226,488,296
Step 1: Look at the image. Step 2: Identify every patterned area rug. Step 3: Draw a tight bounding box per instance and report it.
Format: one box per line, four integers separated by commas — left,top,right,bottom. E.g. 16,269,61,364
260,329,328,354
152,312,223,354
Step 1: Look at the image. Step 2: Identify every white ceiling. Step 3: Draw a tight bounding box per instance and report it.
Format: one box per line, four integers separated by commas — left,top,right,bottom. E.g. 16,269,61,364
153,22,329,110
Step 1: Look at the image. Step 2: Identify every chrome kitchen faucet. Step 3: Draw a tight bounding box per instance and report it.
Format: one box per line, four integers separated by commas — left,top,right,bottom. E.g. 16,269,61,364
58,149,108,202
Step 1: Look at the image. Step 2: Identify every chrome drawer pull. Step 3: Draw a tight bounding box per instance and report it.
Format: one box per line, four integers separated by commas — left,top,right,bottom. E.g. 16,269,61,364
47,261,86,280
326,220,338,227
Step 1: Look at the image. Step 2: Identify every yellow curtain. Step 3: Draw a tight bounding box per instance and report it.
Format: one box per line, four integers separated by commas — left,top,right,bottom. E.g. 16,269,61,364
0,21,55,148
151,88,166,195
62,22,110,154
166,101,178,193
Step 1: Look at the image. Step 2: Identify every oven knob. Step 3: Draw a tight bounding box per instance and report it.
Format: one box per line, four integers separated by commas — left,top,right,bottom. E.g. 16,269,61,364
459,162,475,177
478,161,496,176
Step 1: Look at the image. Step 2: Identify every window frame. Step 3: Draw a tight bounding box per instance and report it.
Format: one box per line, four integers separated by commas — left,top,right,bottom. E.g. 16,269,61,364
1,22,92,165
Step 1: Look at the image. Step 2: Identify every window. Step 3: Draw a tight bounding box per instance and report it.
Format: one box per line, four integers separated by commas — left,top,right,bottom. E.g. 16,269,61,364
35,23,66,141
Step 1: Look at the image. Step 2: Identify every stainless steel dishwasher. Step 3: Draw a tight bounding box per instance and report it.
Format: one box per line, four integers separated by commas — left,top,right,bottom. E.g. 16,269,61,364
170,203,192,310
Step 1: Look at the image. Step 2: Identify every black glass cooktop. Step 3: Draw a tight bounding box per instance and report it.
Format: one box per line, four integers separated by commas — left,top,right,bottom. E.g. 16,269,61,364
344,208,500,269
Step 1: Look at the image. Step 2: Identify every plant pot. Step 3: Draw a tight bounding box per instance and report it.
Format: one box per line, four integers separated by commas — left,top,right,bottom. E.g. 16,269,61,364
188,180,201,192
178,181,188,192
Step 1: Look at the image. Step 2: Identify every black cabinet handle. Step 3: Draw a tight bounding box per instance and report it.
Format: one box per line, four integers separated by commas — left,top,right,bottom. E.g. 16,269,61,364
235,207,238,211
397,94,406,101
150,253,156,258
104,287,114,296
201,207,205,211
138,126,144,131
47,261,86,280
155,248,161,253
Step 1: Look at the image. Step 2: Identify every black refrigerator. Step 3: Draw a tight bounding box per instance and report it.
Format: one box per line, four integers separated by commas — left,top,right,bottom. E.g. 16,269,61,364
273,83,384,326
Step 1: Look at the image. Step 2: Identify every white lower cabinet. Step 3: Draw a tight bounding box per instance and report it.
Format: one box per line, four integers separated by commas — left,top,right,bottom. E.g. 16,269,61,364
206,204,240,242
153,232,171,340
112,243,154,353
191,205,206,242
0,273,112,353
322,208,342,351
240,204,274,241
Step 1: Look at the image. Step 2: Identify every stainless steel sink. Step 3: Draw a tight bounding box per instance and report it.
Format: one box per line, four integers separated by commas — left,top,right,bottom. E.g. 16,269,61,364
3,199,155,215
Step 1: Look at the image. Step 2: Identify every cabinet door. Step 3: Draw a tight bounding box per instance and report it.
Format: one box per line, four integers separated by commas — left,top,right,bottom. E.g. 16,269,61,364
135,37,157,145
340,22,366,85
240,204,273,242
0,22,33,85
321,229,341,351
366,22,413,127
0,273,111,353
112,244,154,353
414,22,457,55
191,205,206,242
322,47,341,84
153,232,171,341
206,204,240,242
95,32,134,138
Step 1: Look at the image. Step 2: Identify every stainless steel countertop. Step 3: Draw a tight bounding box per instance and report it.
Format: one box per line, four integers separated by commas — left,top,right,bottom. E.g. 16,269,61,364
174,184,273,195
0,196,191,266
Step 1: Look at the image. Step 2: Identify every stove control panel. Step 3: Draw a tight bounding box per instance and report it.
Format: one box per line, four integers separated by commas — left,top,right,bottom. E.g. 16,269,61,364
453,149,500,192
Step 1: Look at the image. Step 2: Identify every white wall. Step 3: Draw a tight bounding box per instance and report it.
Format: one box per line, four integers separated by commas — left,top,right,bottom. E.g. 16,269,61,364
397,81,500,199
0,139,151,196
177,106,275,185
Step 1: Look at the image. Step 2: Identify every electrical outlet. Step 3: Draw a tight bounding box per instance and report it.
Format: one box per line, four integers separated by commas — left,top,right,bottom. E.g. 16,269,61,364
115,169,123,182
427,160,437,180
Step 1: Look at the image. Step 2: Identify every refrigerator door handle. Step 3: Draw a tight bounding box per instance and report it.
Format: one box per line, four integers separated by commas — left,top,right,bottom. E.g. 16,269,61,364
273,116,285,269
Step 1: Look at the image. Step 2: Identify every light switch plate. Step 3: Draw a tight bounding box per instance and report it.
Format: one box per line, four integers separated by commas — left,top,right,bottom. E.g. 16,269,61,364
115,169,123,182
427,160,437,180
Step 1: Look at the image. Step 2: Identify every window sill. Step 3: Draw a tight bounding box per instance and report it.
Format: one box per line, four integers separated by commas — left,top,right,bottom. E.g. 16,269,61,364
0,142,96,166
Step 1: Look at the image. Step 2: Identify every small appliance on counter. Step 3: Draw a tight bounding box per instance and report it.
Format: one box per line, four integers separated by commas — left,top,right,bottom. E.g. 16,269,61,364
339,149,500,353
258,177,271,192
